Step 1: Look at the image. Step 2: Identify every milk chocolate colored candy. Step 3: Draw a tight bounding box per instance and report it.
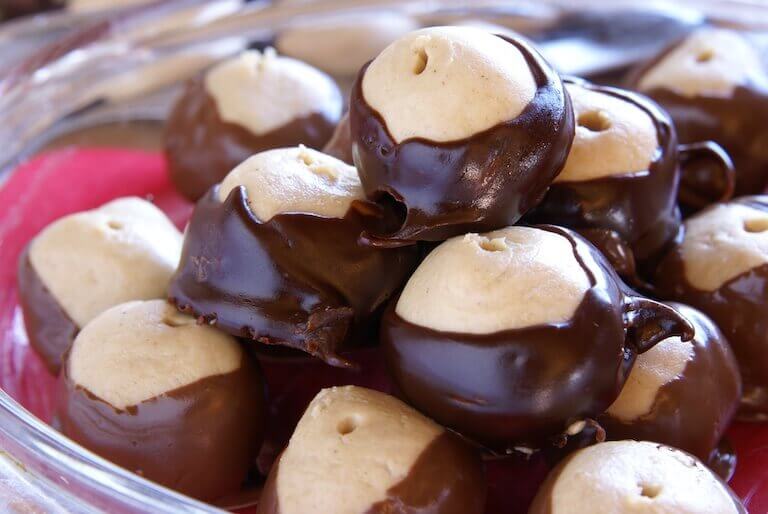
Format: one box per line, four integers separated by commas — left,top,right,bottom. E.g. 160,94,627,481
529,441,746,514
655,196,768,419
58,300,265,501
257,386,486,514
383,225,693,448
600,303,741,463
17,197,182,373
165,49,342,201
526,79,730,280
169,147,419,367
349,26,574,244
630,28,768,196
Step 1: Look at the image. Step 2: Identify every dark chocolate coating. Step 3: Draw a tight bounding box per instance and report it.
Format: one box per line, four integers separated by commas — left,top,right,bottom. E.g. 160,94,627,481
169,186,420,367
366,432,486,514
628,38,768,196
528,444,747,514
322,112,353,165
599,302,741,463
58,354,265,502
654,196,768,419
349,35,574,244
524,79,681,277
382,226,694,449
16,248,78,374
164,78,339,201
257,432,486,514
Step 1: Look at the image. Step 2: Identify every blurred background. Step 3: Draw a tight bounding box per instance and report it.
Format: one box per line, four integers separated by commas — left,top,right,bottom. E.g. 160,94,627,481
1,0,768,177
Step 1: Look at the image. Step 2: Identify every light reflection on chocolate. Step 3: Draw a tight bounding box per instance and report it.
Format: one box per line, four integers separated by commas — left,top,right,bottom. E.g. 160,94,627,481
526,79,732,284
169,186,419,367
382,226,694,449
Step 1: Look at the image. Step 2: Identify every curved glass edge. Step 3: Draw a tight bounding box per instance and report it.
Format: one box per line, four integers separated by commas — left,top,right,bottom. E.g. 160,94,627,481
0,0,766,512
0,390,223,513
2,0,768,177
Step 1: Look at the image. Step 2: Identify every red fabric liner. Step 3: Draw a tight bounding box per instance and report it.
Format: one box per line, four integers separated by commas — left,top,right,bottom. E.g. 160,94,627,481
0,148,765,513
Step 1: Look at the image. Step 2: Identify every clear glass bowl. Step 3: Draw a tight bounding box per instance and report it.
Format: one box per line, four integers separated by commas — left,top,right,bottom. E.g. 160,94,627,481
1,1,767,512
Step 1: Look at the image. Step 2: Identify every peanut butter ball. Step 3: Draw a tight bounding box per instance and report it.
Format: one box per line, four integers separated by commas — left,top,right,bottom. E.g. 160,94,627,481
17,197,182,373
529,441,745,514
600,303,741,463
169,147,419,367
383,225,693,448
630,28,768,195
58,300,265,501
258,386,486,514
165,49,343,200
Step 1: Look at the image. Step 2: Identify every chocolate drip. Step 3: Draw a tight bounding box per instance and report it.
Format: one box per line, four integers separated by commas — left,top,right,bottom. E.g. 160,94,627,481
599,303,741,463
16,248,78,374
525,79,682,279
168,187,420,367
349,36,574,244
58,355,266,502
382,226,693,449
164,78,338,201
322,112,353,165
654,197,768,419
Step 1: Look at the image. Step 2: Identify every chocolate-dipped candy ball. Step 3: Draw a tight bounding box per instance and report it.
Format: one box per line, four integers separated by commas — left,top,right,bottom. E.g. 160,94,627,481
529,441,746,514
275,13,419,77
630,28,768,196
600,303,741,464
525,80,688,279
382,225,693,448
169,146,419,367
17,197,182,373
58,300,265,501
654,196,768,419
349,26,574,244
258,386,486,514
165,49,342,201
